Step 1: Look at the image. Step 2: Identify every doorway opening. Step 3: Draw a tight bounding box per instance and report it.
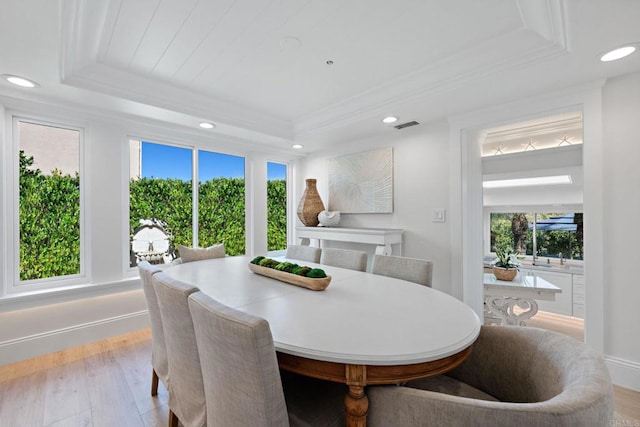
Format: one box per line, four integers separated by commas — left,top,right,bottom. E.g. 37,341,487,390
481,111,585,341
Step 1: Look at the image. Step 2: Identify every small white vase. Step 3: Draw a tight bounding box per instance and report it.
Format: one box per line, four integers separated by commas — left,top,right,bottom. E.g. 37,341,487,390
318,210,340,227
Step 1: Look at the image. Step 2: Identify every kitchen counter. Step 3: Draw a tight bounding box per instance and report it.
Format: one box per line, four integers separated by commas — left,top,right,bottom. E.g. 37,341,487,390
484,273,561,326
483,257,584,318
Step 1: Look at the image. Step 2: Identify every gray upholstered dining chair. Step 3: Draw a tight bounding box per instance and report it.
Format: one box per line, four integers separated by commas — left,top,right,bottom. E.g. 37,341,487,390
371,254,433,287
367,326,614,427
285,244,322,263
153,272,206,427
320,248,368,271
187,291,345,427
138,261,168,396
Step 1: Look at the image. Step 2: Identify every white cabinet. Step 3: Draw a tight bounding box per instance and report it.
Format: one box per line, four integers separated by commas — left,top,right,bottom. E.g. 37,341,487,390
521,269,573,316
572,274,585,319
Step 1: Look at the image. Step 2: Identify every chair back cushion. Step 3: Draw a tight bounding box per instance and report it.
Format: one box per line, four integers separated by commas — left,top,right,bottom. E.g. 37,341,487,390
320,248,367,271
372,255,433,287
178,244,225,263
153,272,206,427
285,245,321,263
188,292,289,427
138,261,169,385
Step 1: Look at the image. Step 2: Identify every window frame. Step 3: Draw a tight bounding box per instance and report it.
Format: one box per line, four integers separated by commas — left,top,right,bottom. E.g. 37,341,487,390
126,137,254,270
484,206,585,264
8,115,87,293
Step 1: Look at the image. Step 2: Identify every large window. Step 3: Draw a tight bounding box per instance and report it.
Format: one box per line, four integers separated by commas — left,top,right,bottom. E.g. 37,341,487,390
129,140,246,267
267,162,287,251
198,150,245,254
490,212,583,260
129,141,192,266
16,119,83,283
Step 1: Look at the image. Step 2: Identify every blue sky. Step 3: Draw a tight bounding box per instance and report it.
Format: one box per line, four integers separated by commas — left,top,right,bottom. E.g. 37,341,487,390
141,141,286,181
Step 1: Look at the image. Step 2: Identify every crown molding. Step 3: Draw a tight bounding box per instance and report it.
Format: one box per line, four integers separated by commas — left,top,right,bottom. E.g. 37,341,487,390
484,115,582,143
0,92,302,159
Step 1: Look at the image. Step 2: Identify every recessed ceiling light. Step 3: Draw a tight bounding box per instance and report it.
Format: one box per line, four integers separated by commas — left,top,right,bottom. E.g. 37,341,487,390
199,122,215,129
600,45,636,62
292,144,303,149
2,74,39,88
483,175,572,189
382,116,398,124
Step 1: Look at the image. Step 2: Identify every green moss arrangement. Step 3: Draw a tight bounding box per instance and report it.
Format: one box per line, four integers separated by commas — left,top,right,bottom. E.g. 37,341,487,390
258,258,280,268
254,257,326,278
292,266,311,276
306,268,327,278
275,262,298,272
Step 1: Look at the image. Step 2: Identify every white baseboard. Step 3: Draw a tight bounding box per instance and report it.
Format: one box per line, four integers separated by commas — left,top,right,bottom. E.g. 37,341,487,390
0,310,150,366
606,356,640,392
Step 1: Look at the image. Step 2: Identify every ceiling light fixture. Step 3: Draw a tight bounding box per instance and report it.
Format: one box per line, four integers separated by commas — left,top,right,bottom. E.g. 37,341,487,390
292,144,303,149
483,175,573,189
600,45,636,62
382,116,398,124
199,122,215,129
2,74,39,88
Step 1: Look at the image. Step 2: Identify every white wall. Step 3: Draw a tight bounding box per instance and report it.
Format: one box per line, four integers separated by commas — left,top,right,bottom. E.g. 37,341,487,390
0,98,296,365
296,120,454,294
0,290,149,364
601,71,640,389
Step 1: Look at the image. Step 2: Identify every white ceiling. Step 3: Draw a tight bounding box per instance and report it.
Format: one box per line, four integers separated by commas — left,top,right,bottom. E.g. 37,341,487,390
1,0,640,153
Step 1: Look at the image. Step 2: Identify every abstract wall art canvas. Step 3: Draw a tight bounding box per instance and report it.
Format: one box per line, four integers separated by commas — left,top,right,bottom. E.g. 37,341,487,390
328,147,393,213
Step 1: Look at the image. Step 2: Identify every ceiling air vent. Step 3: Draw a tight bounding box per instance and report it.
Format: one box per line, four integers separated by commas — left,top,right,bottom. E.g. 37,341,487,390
394,120,419,130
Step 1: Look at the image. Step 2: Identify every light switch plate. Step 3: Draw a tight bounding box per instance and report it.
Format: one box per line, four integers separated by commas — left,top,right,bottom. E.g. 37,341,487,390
432,208,446,222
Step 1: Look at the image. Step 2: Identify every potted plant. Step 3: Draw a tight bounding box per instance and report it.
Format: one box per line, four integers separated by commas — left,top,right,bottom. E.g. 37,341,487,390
493,245,520,281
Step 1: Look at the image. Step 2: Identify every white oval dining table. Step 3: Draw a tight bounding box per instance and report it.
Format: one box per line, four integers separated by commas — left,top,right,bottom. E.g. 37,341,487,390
164,255,481,427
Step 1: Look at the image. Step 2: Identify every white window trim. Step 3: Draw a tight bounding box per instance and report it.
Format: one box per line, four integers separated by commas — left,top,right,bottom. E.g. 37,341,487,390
125,136,260,271
125,137,195,274
7,115,88,294
484,207,585,263
265,159,290,255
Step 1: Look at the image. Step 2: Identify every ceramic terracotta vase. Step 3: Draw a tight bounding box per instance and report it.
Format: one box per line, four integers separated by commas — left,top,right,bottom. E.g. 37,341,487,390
297,179,325,226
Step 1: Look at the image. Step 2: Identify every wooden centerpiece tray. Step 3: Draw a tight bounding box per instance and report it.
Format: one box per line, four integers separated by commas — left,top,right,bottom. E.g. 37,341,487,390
248,263,331,291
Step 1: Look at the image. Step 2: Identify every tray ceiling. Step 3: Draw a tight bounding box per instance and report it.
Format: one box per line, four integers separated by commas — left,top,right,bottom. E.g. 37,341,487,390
2,0,640,151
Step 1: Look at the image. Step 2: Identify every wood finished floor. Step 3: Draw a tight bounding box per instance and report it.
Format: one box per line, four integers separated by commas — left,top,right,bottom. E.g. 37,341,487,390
526,310,585,341
0,327,638,426
0,330,170,427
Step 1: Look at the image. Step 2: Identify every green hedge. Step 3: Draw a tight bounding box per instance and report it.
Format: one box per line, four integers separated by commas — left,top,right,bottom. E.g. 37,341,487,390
267,179,287,251
129,177,287,258
19,152,80,281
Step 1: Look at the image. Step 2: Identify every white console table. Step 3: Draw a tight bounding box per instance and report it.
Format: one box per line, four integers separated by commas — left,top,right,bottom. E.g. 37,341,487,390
296,226,404,256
